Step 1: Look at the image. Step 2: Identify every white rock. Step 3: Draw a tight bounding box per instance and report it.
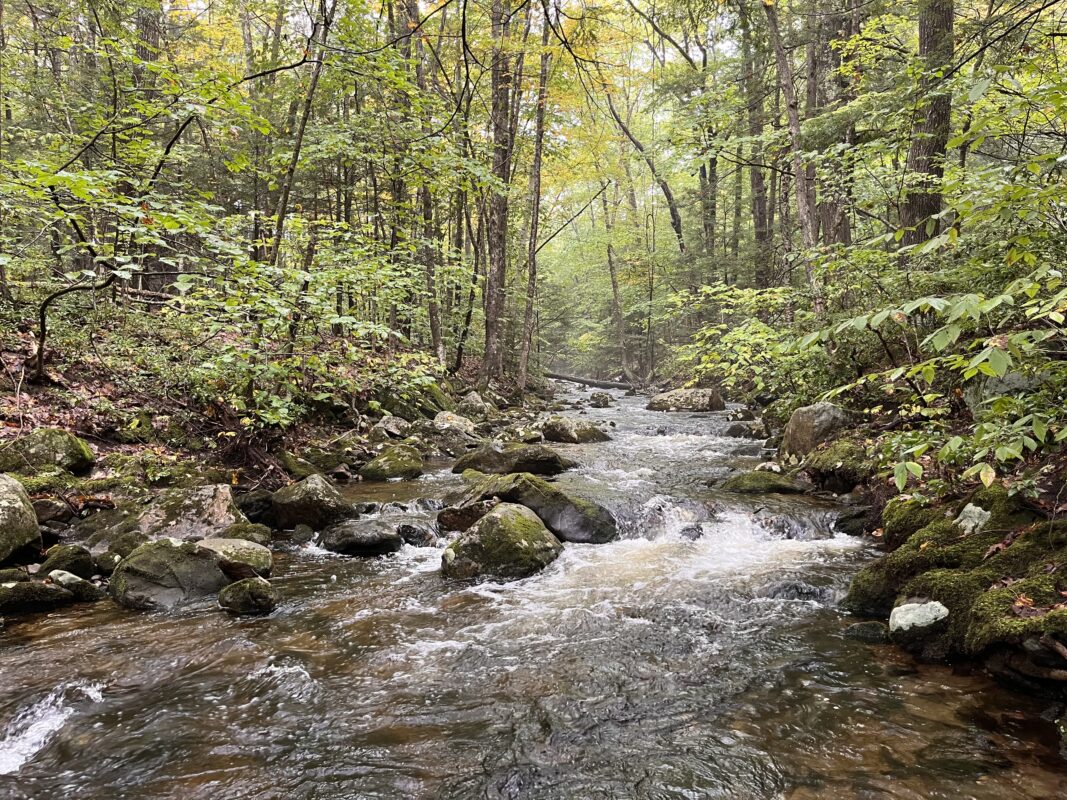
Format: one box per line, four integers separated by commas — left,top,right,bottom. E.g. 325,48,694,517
955,503,992,536
889,600,949,633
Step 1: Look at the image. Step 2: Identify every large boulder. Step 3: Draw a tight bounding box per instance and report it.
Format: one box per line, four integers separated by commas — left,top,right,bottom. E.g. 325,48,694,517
0,474,42,564
218,576,278,615
135,484,248,541
197,538,272,579
319,520,403,556
647,388,725,412
456,473,617,544
540,416,611,444
780,402,851,460
0,580,74,612
358,443,423,481
271,474,355,530
438,498,500,532
39,544,95,580
109,539,232,610
434,411,478,438
452,443,577,476
0,428,95,475
441,503,563,581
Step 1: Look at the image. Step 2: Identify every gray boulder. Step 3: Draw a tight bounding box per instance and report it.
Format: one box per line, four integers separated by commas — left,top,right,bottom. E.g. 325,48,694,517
889,598,951,658
368,415,412,443
397,522,438,547
589,392,613,408
441,503,563,581
358,443,423,481
433,411,478,438
39,544,95,579
540,416,611,444
452,443,577,476
0,580,74,612
135,484,248,541
271,474,355,530
438,498,500,532
319,520,404,556
197,538,273,579
456,391,493,421
780,402,851,460
0,428,95,475
0,474,42,564
109,539,232,610
647,388,725,412
218,577,278,615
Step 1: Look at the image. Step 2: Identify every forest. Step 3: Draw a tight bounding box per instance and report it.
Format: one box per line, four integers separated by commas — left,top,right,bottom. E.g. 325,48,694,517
2,0,1067,796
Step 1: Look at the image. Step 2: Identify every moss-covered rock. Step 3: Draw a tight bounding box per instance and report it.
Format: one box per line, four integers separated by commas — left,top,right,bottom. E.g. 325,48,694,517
452,443,577,476
358,443,423,481
270,474,355,531
780,402,851,461
441,503,563,581
881,497,942,552
197,538,273,579
721,470,806,495
47,569,105,602
8,468,142,498
0,428,95,475
0,473,42,564
279,450,322,480
218,576,277,615
540,416,611,444
456,472,617,543
220,521,273,546
804,438,875,494
39,544,95,580
135,484,248,541
109,538,232,610
0,580,74,612
319,520,404,556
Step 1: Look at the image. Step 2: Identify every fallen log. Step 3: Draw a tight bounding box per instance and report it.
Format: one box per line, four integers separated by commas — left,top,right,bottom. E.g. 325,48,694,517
544,371,636,390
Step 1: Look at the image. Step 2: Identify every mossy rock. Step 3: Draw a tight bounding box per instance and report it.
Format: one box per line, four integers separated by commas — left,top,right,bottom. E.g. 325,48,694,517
0,428,95,475
218,576,277,615
270,474,355,530
881,497,943,552
39,544,95,580
0,581,75,612
452,443,576,476
220,522,273,546
804,438,875,494
358,443,423,481
279,450,323,480
8,468,142,498
721,470,806,495
0,473,42,564
109,538,231,610
441,503,563,581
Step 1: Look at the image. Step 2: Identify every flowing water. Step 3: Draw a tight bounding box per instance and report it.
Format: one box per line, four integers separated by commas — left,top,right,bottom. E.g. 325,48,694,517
1,386,1066,799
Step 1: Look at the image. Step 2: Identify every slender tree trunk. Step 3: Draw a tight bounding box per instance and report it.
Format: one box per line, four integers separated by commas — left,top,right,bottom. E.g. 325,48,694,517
741,15,770,288
601,185,636,380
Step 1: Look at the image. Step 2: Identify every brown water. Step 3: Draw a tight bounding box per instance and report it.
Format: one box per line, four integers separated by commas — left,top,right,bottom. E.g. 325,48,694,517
1,387,1065,799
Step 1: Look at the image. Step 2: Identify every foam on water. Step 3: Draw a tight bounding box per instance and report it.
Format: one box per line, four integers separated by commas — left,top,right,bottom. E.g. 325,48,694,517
0,682,103,776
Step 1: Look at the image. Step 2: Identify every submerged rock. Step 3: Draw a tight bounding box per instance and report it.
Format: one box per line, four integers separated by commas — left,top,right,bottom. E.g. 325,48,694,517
319,520,403,556
218,576,277,615
0,474,42,564
197,538,273,579
441,503,563,581
39,544,95,580
397,522,438,548
452,443,577,476
358,443,423,481
844,620,890,644
0,428,95,475
780,403,851,460
721,471,806,495
109,539,231,610
540,416,610,444
271,474,355,530
458,472,617,544
646,388,725,412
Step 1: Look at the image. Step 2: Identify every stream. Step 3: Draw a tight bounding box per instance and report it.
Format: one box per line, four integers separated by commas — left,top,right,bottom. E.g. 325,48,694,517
1,385,1066,798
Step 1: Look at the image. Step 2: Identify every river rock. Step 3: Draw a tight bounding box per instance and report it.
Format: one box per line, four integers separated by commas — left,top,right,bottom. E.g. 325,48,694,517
955,503,992,536
589,392,613,408
368,415,412,443
32,497,74,526
319,520,404,556
135,484,248,541
358,443,423,481
109,538,232,610
438,498,500,532
0,580,74,612
889,599,950,657
0,427,95,475
39,544,95,580
804,438,875,494
197,538,272,579
0,474,42,564
0,568,28,582
844,620,890,644
452,443,577,476
218,576,277,615
271,474,355,530
460,472,618,544
397,522,438,548
434,411,478,438
220,522,273,546
721,470,806,494
441,503,563,581
540,416,611,444
647,388,725,412
47,569,104,602
235,489,277,528
780,402,851,460
456,391,493,421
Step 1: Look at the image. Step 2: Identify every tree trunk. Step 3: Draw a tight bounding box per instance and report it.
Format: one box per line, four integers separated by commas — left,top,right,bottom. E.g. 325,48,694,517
741,15,771,288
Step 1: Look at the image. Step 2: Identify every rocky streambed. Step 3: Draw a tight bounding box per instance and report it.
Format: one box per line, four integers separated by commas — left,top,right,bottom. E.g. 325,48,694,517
0,385,1066,798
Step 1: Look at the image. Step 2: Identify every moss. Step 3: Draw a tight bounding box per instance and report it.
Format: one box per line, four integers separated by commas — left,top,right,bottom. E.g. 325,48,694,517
279,451,322,480
358,443,423,481
0,428,95,475
881,498,942,552
843,562,897,616
9,469,142,498
804,438,875,494
721,470,806,495
221,521,273,546
442,503,562,580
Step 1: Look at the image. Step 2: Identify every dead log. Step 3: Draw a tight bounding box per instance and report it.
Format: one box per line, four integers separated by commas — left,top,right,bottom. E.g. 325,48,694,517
544,371,637,390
